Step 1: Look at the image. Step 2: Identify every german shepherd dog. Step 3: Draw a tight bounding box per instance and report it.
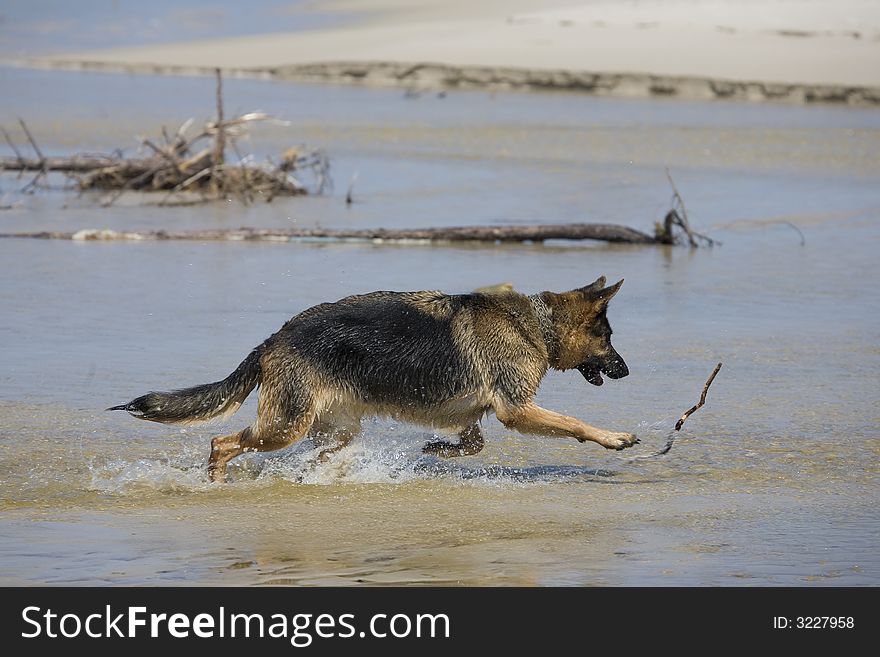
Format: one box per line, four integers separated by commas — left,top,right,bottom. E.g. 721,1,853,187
110,276,635,482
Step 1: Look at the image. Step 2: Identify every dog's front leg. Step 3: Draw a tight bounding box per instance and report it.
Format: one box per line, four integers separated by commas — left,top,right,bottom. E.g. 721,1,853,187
495,401,637,450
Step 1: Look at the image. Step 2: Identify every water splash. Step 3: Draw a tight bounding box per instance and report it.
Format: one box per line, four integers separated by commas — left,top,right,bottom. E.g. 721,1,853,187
256,439,418,485
255,431,618,485
87,442,213,494
86,429,618,492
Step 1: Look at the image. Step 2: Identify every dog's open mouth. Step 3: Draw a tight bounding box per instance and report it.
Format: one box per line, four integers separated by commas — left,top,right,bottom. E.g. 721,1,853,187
576,362,605,386
577,357,629,386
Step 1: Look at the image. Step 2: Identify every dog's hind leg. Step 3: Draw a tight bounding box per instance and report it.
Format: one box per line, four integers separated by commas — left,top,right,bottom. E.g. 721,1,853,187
208,383,316,483
315,429,356,464
310,420,361,464
208,428,258,483
422,423,484,457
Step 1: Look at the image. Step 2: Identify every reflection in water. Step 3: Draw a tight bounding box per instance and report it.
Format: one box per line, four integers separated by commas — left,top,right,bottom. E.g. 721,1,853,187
413,461,616,481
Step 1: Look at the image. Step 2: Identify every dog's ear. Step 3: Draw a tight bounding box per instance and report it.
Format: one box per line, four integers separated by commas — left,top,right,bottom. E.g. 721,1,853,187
595,279,624,304
581,278,623,306
577,276,606,296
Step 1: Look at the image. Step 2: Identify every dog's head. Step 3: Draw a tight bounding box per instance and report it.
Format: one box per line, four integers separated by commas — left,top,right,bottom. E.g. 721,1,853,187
543,276,629,386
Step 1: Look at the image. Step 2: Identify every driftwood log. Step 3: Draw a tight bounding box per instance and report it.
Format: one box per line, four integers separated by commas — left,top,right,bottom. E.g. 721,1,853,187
0,223,667,245
0,201,711,244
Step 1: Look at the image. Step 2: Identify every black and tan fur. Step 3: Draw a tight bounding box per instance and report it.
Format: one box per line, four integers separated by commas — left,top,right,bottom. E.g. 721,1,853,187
110,276,636,482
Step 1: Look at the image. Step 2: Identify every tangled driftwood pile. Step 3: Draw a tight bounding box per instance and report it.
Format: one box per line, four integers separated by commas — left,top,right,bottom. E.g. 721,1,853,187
0,70,329,206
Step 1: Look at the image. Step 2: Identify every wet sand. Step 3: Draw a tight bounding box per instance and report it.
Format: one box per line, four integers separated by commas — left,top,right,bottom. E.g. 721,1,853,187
1,69,878,585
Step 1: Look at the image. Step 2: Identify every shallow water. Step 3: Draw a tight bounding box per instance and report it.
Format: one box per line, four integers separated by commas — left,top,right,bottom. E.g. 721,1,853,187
0,68,878,585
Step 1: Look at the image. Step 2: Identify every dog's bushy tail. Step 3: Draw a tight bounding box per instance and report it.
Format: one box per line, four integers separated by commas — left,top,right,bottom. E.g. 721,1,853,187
108,346,263,425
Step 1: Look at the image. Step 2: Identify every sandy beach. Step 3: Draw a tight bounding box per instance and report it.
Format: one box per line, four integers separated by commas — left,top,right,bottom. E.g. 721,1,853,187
13,0,880,104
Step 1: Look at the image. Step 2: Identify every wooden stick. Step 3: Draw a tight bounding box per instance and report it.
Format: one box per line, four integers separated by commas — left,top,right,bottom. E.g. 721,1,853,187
777,221,806,246
17,118,49,193
210,68,225,196
141,138,172,159
627,362,722,461
345,172,358,206
1,127,25,167
176,118,194,140
665,168,688,221
661,168,718,247
18,118,45,163
665,168,697,247
675,362,723,431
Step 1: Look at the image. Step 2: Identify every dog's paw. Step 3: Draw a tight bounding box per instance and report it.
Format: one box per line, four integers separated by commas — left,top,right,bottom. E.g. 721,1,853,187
596,431,639,450
423,440,465,458
206,463,228,483
423,440,454,455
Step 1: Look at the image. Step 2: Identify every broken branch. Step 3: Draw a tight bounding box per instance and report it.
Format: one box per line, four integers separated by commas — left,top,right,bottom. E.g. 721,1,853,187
17,118,48,193
675,362,723,431
627,362,723,461
1,126,25,168
210,67,225,197
654,169,718,247
18,118,45,163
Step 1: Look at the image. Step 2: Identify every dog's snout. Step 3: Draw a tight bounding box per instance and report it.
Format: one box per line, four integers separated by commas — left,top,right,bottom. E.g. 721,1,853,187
603,353,629,379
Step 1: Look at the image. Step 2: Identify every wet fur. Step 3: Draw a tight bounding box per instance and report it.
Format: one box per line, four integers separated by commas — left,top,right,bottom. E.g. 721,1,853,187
110,276,636,482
